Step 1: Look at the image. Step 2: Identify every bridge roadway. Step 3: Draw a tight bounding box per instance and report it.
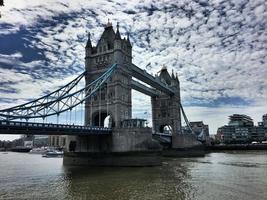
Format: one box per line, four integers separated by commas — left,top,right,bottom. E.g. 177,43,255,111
152,133,172,144
0,120,112,135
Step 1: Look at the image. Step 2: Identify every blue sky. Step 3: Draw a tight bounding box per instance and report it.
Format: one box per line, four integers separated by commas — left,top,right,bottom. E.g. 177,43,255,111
0,0,266,140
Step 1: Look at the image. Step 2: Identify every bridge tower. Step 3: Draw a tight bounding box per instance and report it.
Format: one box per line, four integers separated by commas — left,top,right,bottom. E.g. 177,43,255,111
84,21,132,128
151,67,182,148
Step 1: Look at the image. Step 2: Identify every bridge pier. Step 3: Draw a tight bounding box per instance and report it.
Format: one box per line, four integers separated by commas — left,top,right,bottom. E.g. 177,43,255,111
63,21,200,165
63,127,162,166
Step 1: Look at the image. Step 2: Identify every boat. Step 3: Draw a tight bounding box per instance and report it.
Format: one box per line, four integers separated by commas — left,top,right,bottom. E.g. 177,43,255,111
29,147,47,154
10,146,32,152
42,150,63,158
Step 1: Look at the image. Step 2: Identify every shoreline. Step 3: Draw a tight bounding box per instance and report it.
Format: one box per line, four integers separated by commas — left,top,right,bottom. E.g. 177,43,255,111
206,144,267,151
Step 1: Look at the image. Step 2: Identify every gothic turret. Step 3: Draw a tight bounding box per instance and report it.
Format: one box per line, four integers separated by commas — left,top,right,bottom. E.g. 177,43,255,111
159,66,172,85
85,32,92,57
176,73,179,84
85,20,132,68
114,22,123,64
126,32,132,47
115,22,121,40
171,69,177,86
86,32,92,48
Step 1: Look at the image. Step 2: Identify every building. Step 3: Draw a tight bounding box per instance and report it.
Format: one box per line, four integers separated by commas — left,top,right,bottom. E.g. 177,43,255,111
262,114,267,127
183,121,209,143
217,114,267,144
48,135,66,149
228,114,254,126
33,135,49,147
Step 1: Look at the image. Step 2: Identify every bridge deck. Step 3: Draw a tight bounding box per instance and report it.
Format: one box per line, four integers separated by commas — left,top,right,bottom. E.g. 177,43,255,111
152,133,172,144
0,121,112,135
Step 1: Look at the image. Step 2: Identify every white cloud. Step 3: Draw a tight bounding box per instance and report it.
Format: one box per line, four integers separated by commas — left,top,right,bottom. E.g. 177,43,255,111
0,0,266,140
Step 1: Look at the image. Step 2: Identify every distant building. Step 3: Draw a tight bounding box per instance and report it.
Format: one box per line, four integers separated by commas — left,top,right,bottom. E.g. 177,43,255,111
262,114,267,127
217,114,267,144
21,135,48,147
228,114,254,126
33,135,48,147
183,121,209,143
48,136,66,148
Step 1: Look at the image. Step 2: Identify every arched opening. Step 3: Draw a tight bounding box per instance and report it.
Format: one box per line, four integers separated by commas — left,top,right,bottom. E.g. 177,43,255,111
104,115,112,128
159,124,172,135
93,111,114,127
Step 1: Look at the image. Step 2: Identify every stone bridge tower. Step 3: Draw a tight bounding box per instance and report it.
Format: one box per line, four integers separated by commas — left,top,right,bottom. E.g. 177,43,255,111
151,67,182,146
84,21,132,128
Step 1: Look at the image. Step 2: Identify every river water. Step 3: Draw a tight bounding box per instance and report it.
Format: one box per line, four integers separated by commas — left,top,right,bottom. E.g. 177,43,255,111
0,151,266,200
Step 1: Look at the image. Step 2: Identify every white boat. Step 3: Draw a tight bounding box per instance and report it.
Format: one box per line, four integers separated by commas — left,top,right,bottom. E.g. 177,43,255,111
42,150,63,158
29,148,47,154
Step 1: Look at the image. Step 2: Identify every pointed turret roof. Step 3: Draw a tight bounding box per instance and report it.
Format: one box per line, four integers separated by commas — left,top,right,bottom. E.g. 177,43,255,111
97,20,116,46
86,32,92,48
176,73,180,84
159,65,172,85
115,22,121,40
126,32,132,47
171,69,175,79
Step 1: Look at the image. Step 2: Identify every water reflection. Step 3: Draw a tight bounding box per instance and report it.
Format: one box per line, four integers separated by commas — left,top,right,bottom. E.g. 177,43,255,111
0,151,267,200
62,160,193,200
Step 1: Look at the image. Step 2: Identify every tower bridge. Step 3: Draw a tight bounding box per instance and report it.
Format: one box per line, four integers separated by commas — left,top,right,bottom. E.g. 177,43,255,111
0,21,200,166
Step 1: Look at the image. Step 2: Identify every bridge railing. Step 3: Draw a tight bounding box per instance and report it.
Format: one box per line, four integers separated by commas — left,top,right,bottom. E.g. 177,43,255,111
0,120,112,132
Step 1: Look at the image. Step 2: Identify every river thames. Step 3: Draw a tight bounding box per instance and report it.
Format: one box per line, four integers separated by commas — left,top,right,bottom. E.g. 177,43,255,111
0,151,266,200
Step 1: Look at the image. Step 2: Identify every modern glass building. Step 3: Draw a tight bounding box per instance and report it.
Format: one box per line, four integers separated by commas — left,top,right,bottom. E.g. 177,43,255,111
217,114,267,144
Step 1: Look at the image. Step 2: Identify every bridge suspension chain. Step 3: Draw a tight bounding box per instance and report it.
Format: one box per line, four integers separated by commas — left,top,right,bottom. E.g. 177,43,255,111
3,71,85,113
179,102,194,134
0,64,117,120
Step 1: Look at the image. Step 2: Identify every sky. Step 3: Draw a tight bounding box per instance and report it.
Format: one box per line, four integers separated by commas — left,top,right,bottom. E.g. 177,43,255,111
0,0,266,140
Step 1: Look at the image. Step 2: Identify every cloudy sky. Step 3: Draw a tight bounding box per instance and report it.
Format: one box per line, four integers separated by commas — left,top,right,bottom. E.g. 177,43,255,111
0,0,266,140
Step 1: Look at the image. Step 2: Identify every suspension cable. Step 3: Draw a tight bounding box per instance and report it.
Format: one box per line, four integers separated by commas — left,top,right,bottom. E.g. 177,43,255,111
179,102,193,134
99,86,101,127
90,95,93,126
0,64,117,120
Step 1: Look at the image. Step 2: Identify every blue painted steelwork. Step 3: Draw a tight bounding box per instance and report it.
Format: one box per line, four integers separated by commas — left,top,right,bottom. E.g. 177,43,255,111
0,120,112,135
0,64,117,120
0,61,194,136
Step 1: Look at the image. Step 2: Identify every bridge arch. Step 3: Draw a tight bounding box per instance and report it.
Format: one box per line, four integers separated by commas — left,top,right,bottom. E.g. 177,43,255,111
159,124,173,135
92,110,114,128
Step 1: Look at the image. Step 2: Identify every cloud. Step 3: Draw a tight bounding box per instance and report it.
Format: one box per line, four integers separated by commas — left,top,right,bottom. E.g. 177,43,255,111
0,0,266,140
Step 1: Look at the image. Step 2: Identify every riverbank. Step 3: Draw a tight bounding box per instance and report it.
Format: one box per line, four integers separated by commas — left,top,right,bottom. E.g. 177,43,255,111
162,144,206,157
207,143,267,151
